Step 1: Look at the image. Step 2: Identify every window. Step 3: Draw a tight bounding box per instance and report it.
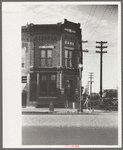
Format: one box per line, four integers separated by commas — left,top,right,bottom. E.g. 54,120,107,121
40,74,56,96
22,63,24,68
21,57,25,68
65,50,72,68
69,51,72,67
40,49,52,67
22,76,27,83
65,50,68,67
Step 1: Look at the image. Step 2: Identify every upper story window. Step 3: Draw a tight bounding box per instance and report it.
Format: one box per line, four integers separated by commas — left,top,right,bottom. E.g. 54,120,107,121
65,50,72,68
21,47,26,68
22,63,24,68
22,76,27,83
40,49,52,67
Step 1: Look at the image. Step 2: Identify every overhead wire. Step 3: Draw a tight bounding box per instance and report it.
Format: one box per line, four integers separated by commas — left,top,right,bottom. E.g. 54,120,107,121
88,5,109,41
83,6,97,38
83,5,93,31
90,6,116,40
82,6,118,60
84,6,97,32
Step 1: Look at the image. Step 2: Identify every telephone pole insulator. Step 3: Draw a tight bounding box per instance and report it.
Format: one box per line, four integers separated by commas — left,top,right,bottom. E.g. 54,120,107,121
82,49,89,52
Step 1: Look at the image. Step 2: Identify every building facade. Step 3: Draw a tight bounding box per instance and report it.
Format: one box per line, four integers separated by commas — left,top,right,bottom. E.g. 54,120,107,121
21,19,82,107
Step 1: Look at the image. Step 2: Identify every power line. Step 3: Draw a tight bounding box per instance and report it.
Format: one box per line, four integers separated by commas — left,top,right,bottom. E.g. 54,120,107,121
93,6,116,40
83,6,97,38
83,6,93,31
84,6,97,32
88,6,109,41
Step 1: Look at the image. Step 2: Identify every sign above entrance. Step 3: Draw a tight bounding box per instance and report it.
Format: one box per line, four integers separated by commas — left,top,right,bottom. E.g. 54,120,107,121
39,45,54,49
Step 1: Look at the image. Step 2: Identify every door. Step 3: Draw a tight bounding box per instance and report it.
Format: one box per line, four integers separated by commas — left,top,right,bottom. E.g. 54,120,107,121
65,79,73,102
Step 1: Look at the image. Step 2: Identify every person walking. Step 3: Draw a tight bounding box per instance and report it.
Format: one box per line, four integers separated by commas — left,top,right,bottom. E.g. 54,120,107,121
83,97,92,113
91,100,95,112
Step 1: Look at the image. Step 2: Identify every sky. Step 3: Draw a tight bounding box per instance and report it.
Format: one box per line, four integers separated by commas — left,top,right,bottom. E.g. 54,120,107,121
20,2,120,93
18,2,118,92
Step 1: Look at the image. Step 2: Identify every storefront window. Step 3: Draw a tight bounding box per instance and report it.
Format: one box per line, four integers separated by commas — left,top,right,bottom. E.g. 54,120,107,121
40,74,56,96
50,74,56,81
41,75,47,80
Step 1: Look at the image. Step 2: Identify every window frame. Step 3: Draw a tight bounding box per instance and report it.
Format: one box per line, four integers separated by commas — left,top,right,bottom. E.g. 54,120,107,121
39,74,57,96
39,49,53,67
65,50,73,68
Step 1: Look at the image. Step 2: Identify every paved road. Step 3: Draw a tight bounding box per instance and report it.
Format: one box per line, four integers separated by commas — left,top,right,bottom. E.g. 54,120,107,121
22,111,118,145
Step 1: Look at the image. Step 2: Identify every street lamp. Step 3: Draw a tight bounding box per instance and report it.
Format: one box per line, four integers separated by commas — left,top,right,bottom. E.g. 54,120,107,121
78,64,83,112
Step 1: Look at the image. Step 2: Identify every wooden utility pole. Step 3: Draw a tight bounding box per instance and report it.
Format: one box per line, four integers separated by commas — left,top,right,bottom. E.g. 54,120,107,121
88,72,94,100
96,41,107,100
79,40,88,112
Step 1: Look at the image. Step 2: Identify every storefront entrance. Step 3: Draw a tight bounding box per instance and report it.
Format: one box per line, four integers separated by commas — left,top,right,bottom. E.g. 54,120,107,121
65,79,74,102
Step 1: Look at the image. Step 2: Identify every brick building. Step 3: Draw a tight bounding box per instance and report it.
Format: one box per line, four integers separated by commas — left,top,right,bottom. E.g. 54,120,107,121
21,19,82,107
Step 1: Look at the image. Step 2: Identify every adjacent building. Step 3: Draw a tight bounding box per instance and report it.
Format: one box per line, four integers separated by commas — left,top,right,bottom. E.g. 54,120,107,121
21,19,82,107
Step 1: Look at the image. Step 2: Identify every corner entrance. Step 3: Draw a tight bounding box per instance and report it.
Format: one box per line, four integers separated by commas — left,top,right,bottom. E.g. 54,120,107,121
65,79,74,102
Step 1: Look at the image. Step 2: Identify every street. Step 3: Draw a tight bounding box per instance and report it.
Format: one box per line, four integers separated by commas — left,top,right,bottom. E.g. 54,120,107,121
22,111,118,145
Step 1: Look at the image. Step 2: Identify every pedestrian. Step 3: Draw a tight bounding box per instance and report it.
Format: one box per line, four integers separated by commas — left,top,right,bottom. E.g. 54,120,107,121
91,100,95,112
83,97,92,113
88,99,92,113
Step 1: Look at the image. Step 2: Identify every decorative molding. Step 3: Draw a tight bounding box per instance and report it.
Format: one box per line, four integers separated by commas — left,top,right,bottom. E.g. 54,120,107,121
39,45,54,49
64,46,74,50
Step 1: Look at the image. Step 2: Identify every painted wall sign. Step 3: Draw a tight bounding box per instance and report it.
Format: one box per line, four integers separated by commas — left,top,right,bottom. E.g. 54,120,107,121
39,45,54,49
65,40,74,46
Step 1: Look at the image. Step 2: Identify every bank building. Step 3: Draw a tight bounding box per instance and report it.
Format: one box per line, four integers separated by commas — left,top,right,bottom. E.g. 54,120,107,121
21,19,83,107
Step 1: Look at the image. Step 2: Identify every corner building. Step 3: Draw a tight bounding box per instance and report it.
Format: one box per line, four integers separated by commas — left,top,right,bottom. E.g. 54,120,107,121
22,19,82,107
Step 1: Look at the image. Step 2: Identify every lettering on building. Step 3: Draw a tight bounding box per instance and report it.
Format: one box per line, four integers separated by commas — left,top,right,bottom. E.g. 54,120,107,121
65,40,74,46
64,28,76,33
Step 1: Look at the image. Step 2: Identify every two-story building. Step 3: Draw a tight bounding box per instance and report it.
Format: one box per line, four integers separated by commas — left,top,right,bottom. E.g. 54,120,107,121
21,19,82,107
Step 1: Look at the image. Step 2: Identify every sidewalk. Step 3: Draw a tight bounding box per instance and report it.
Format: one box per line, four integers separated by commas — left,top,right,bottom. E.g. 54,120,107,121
22,107,107,115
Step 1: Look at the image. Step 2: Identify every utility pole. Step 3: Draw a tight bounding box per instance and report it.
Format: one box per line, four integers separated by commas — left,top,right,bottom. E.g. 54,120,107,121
88,72,94,100
96,41,107,101
79,40,88,112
